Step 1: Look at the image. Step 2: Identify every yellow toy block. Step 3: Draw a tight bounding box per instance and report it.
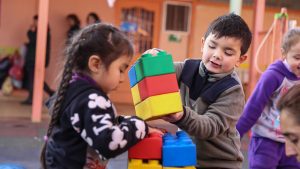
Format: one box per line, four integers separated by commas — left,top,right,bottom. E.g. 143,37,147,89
128,159,162,169
135,92,183,120
163,167,196,169
131,84,141,105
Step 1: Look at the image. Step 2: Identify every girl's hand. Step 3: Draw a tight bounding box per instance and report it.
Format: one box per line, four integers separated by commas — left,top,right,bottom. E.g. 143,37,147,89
148,126,164,135
161,112,184,123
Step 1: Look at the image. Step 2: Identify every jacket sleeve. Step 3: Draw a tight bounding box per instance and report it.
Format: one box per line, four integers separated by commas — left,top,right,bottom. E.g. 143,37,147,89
174,85,244,139
68,91,148,159
236,69,282,138
174,61,185,81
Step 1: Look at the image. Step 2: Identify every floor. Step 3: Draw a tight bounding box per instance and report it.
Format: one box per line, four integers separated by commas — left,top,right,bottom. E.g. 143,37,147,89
0,90,250,169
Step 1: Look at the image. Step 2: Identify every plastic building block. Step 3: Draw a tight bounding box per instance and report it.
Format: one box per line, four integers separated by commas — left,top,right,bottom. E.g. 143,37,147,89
162,131,196,167
128,63,138,87
163,167,196,169
129,132,163,159
138,73,179,101
135,92,183,120
128,159,162,169
0,164,25,169
135,51,175,82
131,84,141,105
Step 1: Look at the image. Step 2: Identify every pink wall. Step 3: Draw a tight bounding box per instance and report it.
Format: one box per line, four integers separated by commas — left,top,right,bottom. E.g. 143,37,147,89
0,0,38,47
0,0,115,89
47,0,115,88
2,0,300,93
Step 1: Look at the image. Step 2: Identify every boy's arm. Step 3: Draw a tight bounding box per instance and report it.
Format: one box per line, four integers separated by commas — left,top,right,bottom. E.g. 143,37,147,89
236,70,282,138
173,85,244,139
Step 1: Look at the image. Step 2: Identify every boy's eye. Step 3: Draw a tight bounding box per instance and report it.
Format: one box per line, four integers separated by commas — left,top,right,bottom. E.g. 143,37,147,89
120,67,127,73
225,52,233,56
208,45,216,49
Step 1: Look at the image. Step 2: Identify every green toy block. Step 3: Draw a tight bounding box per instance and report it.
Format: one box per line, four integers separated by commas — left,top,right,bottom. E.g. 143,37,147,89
135,51,175,82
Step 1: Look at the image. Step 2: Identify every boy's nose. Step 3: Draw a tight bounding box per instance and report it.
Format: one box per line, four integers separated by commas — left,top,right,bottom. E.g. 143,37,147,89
213,52,221,60
212,49,222,60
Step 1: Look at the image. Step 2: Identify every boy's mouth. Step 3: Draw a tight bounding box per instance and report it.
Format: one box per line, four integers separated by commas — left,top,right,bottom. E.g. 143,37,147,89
210,61,221,68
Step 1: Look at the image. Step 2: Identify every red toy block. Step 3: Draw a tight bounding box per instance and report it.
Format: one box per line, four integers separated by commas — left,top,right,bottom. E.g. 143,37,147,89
138,73,179,101
129,132,163,160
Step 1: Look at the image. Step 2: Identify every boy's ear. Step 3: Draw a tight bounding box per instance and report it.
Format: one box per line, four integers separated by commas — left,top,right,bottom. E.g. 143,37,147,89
235,55,247,67
88,55,103,73
201,37,205,53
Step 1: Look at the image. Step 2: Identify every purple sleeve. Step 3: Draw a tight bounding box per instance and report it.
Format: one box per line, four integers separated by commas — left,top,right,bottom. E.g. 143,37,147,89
236,69,283,138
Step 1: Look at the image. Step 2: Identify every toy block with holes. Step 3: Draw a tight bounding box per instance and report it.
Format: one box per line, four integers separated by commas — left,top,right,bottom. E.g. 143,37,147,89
163,167,196,169
128,62,138,87
134,51,175,82
135,92,182,120
162,131,197,167
129,132,163,159
128,159,162,169
128,50,183,120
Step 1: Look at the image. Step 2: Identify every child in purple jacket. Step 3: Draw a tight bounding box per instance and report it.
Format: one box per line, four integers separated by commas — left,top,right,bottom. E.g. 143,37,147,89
237,28,300,168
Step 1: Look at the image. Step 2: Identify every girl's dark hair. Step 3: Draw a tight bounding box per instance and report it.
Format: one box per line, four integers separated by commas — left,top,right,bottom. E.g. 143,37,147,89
66,14,81,27
277,84,300,124
281,28,300,54
204,13,252,56
40,23,134,168
87,12,101,23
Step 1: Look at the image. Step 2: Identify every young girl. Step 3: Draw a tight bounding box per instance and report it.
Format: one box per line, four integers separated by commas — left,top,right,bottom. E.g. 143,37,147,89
237,28,300,168
278,84,300,162
40,23,149,169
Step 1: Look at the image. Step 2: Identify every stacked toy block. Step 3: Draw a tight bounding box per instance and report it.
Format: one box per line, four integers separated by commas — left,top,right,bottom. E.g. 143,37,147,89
128,131,196,169
162,131,197,168
128,132,163,169
128,51,183,120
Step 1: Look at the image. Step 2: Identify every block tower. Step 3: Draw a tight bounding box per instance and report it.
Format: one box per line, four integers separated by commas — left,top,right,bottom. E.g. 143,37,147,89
128,50,182,120
128,131,197,169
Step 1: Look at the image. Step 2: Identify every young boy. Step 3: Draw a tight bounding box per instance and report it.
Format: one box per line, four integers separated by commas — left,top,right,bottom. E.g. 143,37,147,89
159,13,252,169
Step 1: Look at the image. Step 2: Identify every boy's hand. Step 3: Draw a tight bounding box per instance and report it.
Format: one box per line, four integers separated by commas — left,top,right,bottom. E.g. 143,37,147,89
161,112,184,123
143,48,164,56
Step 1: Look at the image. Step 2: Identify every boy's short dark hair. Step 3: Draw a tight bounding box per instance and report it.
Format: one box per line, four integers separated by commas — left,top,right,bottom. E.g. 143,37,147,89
204,13,252,56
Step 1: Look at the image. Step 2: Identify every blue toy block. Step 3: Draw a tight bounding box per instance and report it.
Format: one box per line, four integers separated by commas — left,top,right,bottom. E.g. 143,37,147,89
0,163,26,169
128,62,138,87
162,131,196,167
